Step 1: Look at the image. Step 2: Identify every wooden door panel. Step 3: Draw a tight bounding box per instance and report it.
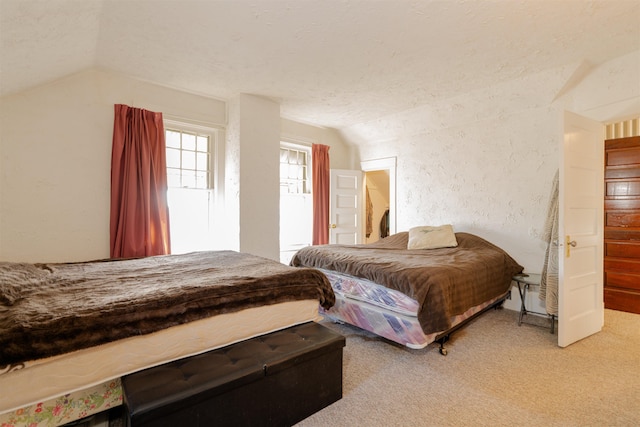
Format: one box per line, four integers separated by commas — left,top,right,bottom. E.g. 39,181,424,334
604,258,640,273
605,167,640,179
605,199,640,210
605,212,640,227
606,149,640,166
604,227,640,240
606,180,640,197
604,289,640,314
606,137,640,150
605,241,640,258
604,272,640,291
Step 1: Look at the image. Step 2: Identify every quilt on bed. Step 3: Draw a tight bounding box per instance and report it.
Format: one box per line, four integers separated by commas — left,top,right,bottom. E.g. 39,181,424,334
291,232,523,335
0,251,334,367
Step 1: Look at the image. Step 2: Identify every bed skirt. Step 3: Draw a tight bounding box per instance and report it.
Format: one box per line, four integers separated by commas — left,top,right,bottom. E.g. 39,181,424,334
0,380,122,426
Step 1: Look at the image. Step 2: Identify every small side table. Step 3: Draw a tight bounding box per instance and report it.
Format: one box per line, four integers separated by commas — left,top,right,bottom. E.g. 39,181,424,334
512,273,555,334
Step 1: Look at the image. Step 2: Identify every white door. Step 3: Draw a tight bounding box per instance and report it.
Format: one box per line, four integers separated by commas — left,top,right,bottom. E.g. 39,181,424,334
329,169,362,244
558,111,604,347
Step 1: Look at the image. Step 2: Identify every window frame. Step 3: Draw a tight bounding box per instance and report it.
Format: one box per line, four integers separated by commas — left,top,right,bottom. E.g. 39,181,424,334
279,139,313,263
279,141,312,195
163,119,223,254
164,119,221,192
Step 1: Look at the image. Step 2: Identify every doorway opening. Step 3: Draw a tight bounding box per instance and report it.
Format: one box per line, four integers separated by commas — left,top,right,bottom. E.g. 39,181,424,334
365,170,390,243
361,157,396,242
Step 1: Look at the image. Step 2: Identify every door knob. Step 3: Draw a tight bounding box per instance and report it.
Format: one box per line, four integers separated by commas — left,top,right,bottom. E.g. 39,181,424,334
565,236,577,257
330,224,337,229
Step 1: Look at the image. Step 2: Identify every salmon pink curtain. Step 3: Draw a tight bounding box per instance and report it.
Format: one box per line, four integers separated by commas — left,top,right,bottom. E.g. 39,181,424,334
312,144,330,245
110,104,171,258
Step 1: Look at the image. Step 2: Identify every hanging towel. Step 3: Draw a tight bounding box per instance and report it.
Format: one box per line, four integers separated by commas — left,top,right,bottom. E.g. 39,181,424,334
540,170,559,316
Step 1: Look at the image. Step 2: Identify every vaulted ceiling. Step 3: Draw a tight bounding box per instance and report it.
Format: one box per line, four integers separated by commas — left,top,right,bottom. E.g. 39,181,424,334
1,0,639,129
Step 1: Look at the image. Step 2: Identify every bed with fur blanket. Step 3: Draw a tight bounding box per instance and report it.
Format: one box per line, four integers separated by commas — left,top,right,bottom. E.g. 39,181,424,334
291,231,523,352
0,251,334,425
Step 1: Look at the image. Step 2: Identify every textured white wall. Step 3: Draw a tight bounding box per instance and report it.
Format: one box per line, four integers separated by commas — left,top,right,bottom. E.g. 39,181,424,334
569,50,640,122
0,70,355,262
340,52,640,276
0,70,227,262
281,118,356,170
342,69,569,273
0,72,112,262
236,94,281,261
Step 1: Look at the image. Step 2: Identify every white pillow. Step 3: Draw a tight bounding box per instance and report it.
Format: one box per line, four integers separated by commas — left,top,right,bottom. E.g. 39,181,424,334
407,225,458,250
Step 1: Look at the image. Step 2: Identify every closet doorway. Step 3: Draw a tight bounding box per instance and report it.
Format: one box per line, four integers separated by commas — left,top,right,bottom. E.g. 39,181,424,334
362,157,396,243
365,171,390,243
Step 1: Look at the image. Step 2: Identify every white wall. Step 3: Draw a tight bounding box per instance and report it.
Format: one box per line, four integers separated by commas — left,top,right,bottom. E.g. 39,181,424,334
569,50,640,122
0,69,227,262
226,94,281,261
339,51,640,313
2,51,635,265
0,69,355,262
281,118,356,170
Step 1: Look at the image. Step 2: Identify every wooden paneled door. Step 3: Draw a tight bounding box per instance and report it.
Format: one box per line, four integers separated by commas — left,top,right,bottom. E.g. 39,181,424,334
604,136,640,314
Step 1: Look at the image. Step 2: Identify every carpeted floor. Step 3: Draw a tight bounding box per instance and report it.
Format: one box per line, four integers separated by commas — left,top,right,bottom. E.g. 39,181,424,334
296,308,640,427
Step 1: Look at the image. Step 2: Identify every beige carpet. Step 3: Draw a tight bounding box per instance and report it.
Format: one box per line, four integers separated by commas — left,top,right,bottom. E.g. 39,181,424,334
297,308,640,427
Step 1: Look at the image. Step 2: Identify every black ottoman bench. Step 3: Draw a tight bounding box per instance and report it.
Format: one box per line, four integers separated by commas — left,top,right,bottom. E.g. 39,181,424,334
121,322,345,426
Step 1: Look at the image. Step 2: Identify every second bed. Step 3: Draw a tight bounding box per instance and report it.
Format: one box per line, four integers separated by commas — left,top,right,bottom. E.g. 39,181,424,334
291,231,523,352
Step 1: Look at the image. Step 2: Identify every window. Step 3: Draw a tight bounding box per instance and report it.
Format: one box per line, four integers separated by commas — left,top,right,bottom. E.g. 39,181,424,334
279,142,312,264
165,124,218,254
280,145,310,195
166,129,211,189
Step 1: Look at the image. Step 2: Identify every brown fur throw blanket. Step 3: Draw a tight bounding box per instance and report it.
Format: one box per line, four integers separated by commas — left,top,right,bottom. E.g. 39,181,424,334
0,251,334,365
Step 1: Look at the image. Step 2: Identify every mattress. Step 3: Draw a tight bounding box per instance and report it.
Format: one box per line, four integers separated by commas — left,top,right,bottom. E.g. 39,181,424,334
320,268,419,316
320,269,506,349
291,232,523,336
0,299,320,426
0,251,334,366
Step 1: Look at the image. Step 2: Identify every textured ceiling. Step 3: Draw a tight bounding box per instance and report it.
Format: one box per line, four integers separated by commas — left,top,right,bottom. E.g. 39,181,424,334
1,0,639,129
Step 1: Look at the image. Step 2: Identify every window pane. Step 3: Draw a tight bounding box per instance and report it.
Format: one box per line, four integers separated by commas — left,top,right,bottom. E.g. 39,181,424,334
196,152,208,171
288,164,298,179
182,133,196,151
167,187,215,254
167,168,181,188
182,170,196,188
166,130,181,148
197,136,208,152
195,171,208,189
182,150,196,170
279,144,310,195
166,148,181,168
